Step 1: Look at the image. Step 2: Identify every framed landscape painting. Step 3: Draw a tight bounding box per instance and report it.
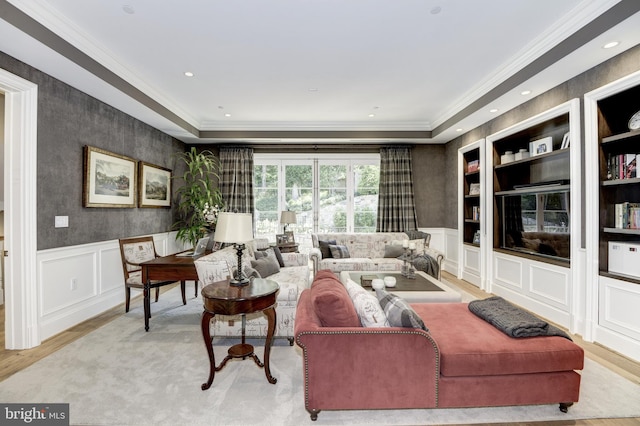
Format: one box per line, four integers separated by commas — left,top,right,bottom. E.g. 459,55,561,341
83,146,137,208
138,161,171,208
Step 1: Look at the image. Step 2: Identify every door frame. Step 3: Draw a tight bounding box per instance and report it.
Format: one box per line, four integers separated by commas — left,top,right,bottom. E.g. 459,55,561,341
1,68,39,349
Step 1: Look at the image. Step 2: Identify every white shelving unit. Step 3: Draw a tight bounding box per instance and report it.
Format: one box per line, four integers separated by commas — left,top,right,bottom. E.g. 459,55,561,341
457,139,485,288
485,99,581,330
584,70,640,361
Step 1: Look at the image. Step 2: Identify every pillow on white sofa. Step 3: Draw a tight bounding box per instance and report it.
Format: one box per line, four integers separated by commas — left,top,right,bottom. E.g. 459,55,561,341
344,278,389,327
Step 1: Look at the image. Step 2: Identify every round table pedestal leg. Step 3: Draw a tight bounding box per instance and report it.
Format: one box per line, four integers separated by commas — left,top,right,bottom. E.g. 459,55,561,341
263,307,277,384
201,311,216,390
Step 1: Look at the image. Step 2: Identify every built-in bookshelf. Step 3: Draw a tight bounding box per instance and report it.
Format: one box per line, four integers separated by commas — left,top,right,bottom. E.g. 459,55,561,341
594,84,640,284
490,112,571,264
485,99,580,329
458,139,484,288
463,152,481,245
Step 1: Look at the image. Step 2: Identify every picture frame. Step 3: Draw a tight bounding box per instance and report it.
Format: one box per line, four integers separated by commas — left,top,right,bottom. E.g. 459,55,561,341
138,161,172,208
276,234,288,245
469,183,480,195
530,137,553,157
284,230,295,243
560,132,570,150
473,230,481,245
83,146,137,208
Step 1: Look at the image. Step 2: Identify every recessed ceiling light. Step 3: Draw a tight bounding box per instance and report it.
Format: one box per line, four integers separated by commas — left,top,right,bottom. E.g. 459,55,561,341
521,90,531,96
456,128,463,132
224,113,231,117
603,41,619,49
489,108,499,113
308,88,318,92
122,5,135,14
368,114,376,118
184,71,194,77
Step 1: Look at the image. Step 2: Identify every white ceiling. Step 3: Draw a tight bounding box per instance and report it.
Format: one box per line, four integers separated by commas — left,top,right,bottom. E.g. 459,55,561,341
2,0,640,144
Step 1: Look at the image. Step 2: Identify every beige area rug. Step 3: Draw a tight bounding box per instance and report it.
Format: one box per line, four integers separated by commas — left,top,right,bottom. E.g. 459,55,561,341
1,285,639,426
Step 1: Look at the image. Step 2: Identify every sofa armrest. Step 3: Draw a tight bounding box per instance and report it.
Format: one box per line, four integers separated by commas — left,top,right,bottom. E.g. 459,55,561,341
294,290,439,411
308,248,322,275
424,247,444,280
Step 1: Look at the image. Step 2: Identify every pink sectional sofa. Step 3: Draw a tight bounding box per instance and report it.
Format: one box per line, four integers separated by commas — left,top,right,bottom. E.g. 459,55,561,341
294,271,584,421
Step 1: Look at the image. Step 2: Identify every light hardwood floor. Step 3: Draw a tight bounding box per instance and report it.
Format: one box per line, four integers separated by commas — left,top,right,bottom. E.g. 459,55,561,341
1,274,639,425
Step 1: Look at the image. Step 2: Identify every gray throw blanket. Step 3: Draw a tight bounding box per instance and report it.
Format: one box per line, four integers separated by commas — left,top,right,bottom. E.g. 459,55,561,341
411,254,439,278
468,296,572,340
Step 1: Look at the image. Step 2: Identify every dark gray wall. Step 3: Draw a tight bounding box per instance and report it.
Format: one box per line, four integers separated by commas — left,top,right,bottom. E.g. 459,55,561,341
443,43,640,242
0,51,186,250
411,144,447,227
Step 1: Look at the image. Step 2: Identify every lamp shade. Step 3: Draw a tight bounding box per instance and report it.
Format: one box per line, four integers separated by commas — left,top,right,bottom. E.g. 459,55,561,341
213,212,253,243
280,210,297,225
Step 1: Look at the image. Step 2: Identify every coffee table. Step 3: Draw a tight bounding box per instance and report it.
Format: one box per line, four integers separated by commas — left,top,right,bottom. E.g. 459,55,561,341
340,271,461,303
200,278,279,390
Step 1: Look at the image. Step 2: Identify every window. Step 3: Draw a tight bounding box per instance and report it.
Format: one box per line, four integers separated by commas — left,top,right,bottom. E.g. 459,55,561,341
253,154,380,251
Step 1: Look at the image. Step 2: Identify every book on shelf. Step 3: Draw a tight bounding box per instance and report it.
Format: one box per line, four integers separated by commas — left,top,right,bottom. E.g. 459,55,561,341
472,206,480,221
467,160,479,172
607,153,638,180
614,202,640,229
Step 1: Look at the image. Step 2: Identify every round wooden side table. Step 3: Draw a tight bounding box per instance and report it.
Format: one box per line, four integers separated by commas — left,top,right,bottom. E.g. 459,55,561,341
200,278,279,390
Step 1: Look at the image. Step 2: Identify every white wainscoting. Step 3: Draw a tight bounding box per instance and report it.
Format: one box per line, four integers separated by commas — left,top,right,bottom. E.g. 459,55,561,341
461,244,481,286
36,232,186,341
491,251,571,328
419,228,458,275
594,276,640,361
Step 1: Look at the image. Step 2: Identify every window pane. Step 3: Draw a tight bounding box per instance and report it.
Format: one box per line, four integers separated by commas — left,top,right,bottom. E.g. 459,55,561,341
354,164,379,232
253,164,279,188
319,165,347,232
253,163,280,240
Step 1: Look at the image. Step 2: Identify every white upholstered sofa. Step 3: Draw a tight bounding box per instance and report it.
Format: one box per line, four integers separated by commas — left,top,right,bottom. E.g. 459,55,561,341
194,241,310,343
309,231,444,280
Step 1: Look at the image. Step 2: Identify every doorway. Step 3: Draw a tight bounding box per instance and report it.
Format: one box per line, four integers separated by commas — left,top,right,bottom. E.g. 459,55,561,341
1,68,39,349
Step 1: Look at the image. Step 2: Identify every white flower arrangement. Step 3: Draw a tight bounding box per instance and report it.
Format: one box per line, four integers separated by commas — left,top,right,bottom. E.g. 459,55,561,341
202,202,222,226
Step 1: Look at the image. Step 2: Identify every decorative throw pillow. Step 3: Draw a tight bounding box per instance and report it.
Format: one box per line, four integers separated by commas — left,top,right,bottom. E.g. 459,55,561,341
329,244,350,259
263,247,281,268
409,239,426,256
271,246,285,267
253,250,268,259
344,278,389,327
384,244,405,258
375,289,428,331
250,255,280,278
318,240,336,259
310,270,360,327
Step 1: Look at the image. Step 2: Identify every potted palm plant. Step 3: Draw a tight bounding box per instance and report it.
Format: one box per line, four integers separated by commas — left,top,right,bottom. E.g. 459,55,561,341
173,147,224,248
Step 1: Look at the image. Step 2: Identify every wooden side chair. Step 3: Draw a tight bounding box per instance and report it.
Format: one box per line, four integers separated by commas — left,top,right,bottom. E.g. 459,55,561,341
118,236,189,313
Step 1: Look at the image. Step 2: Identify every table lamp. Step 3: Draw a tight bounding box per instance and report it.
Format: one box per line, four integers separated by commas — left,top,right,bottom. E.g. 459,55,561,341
213,212,254,286
280,210,296,232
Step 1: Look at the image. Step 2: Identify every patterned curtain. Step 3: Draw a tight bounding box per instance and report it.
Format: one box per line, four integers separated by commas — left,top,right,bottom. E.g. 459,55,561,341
219,147,254,214
376,146,418,232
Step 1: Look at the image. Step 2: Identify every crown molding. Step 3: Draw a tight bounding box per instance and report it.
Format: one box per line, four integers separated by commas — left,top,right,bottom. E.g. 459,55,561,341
429,0,620,130
6,0,201,130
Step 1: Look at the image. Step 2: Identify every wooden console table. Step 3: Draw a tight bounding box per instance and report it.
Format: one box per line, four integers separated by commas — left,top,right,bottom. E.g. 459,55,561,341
200,278,280,390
